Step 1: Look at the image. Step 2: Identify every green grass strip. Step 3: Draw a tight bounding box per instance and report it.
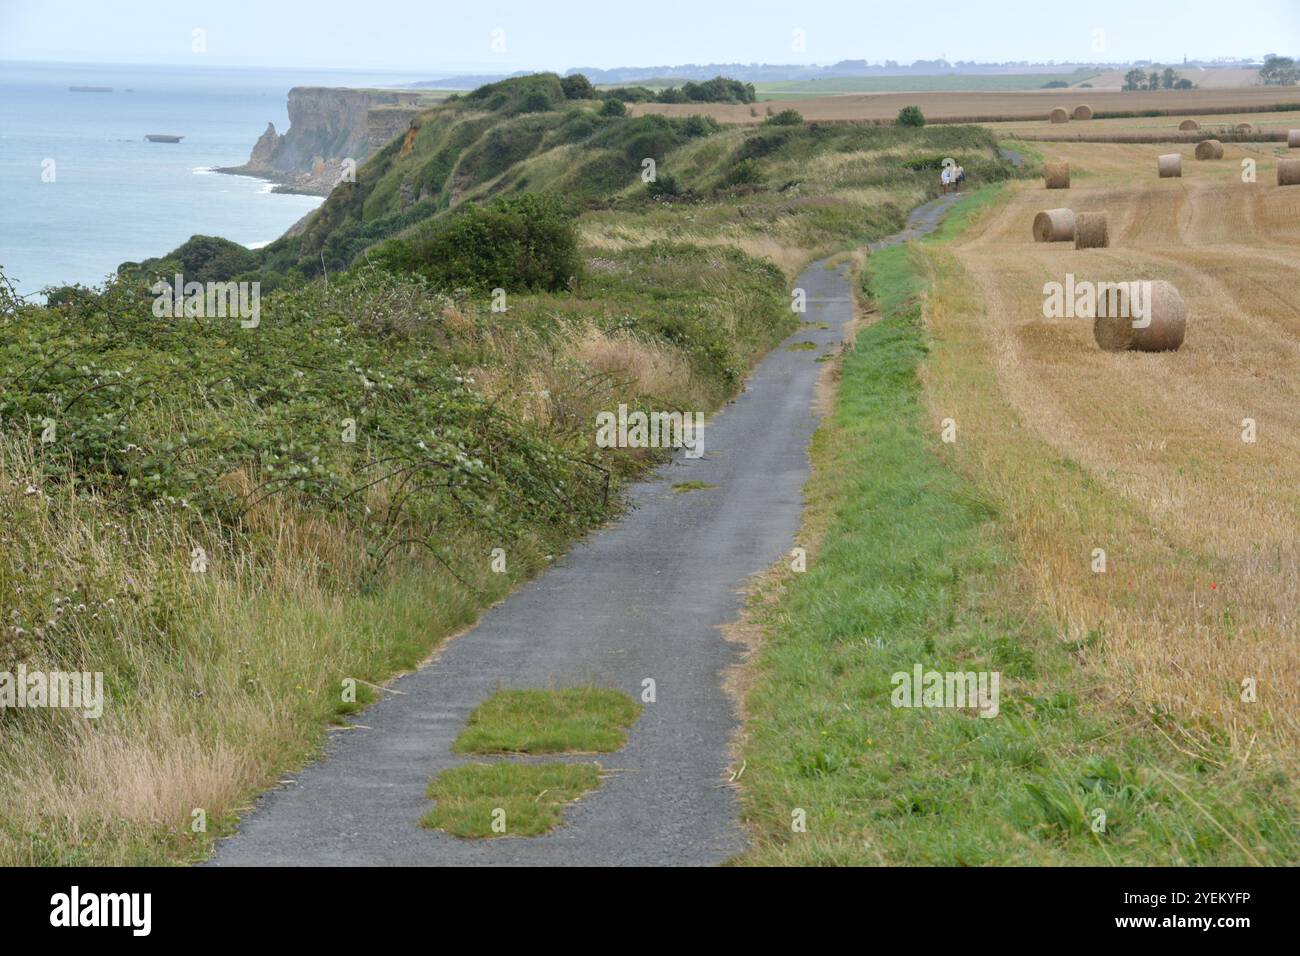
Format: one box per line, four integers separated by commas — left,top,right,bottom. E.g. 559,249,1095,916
422,762,601,838
453,687,642,754
737,186,1296,865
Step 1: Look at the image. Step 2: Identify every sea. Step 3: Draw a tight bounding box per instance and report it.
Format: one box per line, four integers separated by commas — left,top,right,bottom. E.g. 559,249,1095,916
0,60,436,298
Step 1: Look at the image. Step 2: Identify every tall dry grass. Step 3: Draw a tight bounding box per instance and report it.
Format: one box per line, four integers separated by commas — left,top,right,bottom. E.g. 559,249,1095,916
0,411,530,865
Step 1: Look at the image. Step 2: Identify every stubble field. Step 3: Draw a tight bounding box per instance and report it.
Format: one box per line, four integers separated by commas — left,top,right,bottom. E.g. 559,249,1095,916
923,139,1300,772
634,87,1300,126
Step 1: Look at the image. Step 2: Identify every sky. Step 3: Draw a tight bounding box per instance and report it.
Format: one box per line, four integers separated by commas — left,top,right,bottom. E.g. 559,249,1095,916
1,0,1297,73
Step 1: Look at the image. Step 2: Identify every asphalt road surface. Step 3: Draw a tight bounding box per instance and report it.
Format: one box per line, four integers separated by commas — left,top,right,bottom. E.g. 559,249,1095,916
211,195,963,866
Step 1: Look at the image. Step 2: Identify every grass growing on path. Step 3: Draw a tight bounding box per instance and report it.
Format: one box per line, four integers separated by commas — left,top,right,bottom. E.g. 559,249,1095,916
671,481,716,494
737,186,1296,865
422,762,601,838
454,688,641,754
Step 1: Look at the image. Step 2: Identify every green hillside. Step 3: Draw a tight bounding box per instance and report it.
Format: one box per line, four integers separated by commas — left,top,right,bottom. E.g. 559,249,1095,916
1,73,1019,865
124,72,1015,289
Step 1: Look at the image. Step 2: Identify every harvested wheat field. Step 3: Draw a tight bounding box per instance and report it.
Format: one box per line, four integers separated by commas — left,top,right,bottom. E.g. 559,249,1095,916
980,108,1300,142
922,141,1300,773
634,88,1300,126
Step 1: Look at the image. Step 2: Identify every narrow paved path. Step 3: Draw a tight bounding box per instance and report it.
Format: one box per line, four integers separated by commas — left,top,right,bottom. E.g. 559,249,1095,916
998,147,1026,168
870,191,967,251
211,195,963,867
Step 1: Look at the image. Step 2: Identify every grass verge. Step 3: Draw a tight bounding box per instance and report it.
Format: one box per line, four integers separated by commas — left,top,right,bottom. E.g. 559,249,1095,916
421,762,601,838
736,185,1296,865
453,688,641,754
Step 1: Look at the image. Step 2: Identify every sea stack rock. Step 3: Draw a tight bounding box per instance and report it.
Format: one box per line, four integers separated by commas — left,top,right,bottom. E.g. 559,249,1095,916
247,122,281,170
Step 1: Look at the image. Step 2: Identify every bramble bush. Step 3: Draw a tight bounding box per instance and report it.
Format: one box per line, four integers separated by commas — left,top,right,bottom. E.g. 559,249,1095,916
0,266,610,576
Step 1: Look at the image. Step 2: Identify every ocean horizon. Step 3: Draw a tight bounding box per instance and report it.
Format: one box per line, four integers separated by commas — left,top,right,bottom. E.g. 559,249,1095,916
0,59,437,297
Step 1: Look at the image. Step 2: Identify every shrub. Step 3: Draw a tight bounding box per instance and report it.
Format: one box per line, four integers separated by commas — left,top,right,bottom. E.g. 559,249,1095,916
896,105,926,128
555,110,597,143
602,86,654,103
623,124,682,163
764,109,804,126
42,284,99,310
1041,80,1069,89
560,74,595,99
734,130,793,162
674,77,756,104
646,172,682,198
375,192,581,293
722,158,763,188
465,73,566,115
680,114,721,137
902,154,954,171
520,89,554,113
599,98,628,117
118,235,259,287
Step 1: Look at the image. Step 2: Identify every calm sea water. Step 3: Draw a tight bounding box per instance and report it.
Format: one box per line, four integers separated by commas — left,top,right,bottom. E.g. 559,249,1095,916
0,60,431,297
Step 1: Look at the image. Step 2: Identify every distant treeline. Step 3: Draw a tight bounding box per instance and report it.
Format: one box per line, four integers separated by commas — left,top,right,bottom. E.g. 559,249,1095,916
600,77,757,105
443,73,757,111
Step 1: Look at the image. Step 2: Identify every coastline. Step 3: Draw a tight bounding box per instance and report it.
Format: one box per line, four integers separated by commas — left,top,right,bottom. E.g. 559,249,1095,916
213,162,337,197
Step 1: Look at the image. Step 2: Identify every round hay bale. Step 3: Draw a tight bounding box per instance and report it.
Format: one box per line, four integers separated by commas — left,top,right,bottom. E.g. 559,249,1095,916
1072,104,1093,121
1288,130,1300,148
1235,123,1255,134
1049,107,1069,124
1194,139,1224,160
1032,208,1076,242
1093,280,1186,352
1074,212,1109,250
1157,153,1182,178
1178,119,1200,131
1279,158,1300,186
1044,162,1070,189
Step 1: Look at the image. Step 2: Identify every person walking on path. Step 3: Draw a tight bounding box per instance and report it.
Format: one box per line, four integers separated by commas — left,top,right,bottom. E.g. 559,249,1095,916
941,164,951,194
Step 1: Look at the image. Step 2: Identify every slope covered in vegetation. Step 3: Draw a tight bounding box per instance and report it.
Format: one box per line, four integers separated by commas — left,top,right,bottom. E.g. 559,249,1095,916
1,73,1016,864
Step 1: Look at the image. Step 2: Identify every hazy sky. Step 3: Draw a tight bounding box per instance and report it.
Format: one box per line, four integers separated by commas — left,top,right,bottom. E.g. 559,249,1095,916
1,0,1296,73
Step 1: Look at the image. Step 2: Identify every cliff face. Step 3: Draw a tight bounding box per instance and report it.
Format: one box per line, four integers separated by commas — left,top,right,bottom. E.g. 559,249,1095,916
368,104,427,153
269,87,421,172
220,87,433,195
